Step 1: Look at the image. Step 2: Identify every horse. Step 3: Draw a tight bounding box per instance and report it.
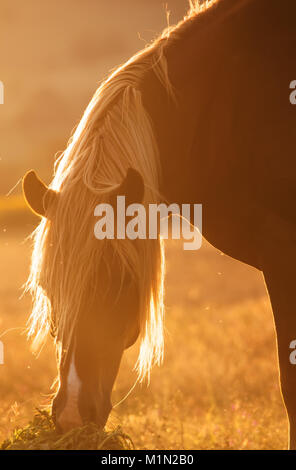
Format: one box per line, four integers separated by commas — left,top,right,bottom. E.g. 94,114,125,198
22,0,296,449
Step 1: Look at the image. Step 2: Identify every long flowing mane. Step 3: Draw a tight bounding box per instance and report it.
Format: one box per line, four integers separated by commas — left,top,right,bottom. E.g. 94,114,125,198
26,0,217,381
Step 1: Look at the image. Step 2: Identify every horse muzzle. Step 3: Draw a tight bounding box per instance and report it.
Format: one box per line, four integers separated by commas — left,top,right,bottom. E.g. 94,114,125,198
52,386,112,433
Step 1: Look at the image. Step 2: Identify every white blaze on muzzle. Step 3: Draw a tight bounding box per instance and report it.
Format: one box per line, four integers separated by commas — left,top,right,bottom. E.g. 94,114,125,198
57,352,82,430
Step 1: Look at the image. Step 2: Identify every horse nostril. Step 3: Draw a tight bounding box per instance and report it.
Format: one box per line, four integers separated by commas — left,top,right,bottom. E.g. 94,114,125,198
56,404,83,432
53,392,83,432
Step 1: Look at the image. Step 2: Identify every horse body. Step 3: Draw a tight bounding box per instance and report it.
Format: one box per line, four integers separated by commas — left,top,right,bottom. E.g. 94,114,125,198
23,0,296,448
143,0,296,448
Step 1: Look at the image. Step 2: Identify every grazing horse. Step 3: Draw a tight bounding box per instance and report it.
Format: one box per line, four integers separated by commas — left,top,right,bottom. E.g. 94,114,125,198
22,0,296,449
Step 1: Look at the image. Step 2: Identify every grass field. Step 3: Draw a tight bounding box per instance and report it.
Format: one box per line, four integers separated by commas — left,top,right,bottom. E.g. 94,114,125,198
0,210,288,450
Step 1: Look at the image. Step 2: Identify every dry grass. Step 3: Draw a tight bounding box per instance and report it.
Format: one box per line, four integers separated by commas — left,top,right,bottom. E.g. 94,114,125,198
1,409,133,450
0,213,288,450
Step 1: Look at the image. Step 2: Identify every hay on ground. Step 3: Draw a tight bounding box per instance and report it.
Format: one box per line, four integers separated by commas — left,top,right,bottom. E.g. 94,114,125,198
1,409,134,450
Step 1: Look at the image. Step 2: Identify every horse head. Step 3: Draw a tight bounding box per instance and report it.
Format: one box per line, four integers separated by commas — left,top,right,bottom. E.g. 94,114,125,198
23,168,145,431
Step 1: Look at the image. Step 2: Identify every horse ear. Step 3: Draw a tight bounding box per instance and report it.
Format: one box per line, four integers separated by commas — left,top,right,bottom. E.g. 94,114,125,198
113,168,145,206
22,170,57,217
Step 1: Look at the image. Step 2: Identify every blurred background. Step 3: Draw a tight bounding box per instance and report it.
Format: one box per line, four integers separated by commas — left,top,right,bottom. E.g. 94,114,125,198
0,0,288,449
0,0,189,194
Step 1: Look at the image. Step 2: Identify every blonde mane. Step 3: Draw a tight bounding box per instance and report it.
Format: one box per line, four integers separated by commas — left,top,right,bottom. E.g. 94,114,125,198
26,36,175,382
26,0,218,382
188,0,218,16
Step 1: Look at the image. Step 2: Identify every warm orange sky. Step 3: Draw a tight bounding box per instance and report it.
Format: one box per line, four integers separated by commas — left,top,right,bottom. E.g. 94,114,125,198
0,1,189,195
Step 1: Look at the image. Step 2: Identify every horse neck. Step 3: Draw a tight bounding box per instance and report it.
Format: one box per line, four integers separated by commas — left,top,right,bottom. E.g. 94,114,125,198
141,2,232,203
141,0,259,204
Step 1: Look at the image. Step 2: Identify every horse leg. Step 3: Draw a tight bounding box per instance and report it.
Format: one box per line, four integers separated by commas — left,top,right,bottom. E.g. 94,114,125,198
263,248,296,450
